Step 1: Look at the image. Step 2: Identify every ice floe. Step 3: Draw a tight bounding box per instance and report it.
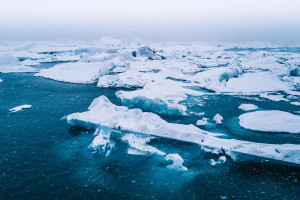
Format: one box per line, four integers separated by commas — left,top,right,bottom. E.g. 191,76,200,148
165,154,188,171
213,114,223,124
209,156,227,167
196,117,209,126
67,96,300,164
238,104,258,111
239,110,300,133
9,105,32,113
0,54,37,73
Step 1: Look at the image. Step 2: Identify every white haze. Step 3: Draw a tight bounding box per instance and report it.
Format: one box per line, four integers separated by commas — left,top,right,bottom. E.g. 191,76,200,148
0,0,300,43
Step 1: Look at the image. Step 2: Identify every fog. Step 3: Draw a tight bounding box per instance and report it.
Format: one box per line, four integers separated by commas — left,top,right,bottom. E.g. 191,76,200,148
1,0,300,42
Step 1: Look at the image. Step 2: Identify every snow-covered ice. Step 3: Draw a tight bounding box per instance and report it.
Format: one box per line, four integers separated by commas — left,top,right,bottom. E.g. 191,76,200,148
9,105,32,113
0,54,37,73
239,110,300,133
238,104,258,111
165,153,188,171
67,96,300,164
122,133,165,156
213,114,223,124
196,117,209,126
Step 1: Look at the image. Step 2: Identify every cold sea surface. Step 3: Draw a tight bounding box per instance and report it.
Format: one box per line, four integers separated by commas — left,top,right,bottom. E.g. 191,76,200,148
0,64,299,199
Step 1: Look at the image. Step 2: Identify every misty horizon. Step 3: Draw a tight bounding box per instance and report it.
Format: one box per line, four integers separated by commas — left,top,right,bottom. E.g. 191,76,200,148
1,0,300,43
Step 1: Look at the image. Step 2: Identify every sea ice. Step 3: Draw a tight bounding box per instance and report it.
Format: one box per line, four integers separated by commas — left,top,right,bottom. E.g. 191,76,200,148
238,104,258,111
67,96,300,164
239,110,300,133
20,59,40,66
9,105,32,113
122,134,165,155
221,72,292,94
165,153,188,171
213,114,223,124
209,156,226,167
0,54,37,73
260,93,289,102
36,57,129,83
35,62,102,83
196,117,209,126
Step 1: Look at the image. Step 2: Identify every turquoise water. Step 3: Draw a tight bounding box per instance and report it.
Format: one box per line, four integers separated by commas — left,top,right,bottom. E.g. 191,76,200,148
0,71,299,199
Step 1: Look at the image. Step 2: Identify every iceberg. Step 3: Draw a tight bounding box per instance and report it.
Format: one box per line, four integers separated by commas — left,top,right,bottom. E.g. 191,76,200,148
116,79,203,116
67,96,300,164
0,54,37,73
9,105,32,113
239,110,300,133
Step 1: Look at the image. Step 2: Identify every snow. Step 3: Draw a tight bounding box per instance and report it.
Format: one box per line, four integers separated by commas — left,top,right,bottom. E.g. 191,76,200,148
9,105,32,113
0,54,37,73
213,114,223,124
165,154,188,171
238,104,258,111
67,96,300,164
239,110,300,133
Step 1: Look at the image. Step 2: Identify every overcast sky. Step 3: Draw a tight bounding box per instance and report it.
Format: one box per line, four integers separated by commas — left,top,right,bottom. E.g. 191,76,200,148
1,0,300,42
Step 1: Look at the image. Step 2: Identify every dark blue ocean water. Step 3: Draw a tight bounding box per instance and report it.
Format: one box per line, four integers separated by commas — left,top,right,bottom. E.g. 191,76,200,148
0,71,299,199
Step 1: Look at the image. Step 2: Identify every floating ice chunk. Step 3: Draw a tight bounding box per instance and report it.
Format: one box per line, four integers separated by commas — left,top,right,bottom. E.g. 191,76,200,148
260,93,289,102
98,70,157,88
0,54,37,73
190,112,205,116
55,54,81,62
9,105,32,113
67,97,300,164
196,117,209,126
0,79,2,83
221,72,292,94
208,154,228,166
290,102,300,106
35,62,102,83
116,79,203,116
89,128,114,156
213,114,223,124
132,47,155,58
165,153,188,171
21,59,40,66
239,110,300,133
122,134,165,155
238,104,258,111
36,57,129,83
